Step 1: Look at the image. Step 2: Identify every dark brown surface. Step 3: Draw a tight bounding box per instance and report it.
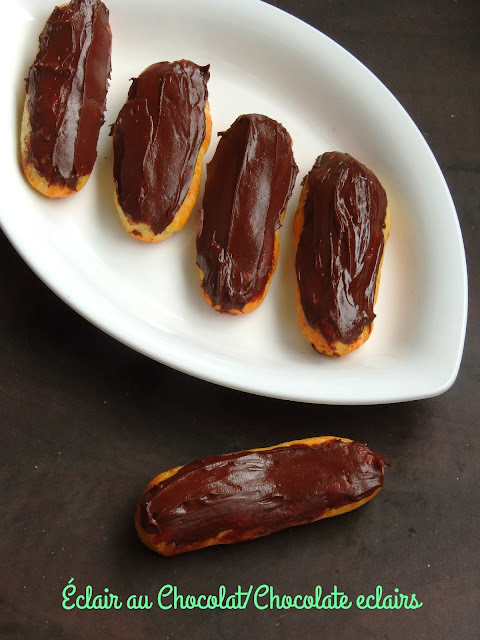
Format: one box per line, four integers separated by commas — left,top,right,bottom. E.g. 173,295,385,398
1,0,479,638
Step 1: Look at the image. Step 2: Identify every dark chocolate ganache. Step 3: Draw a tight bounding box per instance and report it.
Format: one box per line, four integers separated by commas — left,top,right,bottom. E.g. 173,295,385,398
296,152,387,345
112,60,209,235
196,113,298,311
25,0,111,189
139,439,384,547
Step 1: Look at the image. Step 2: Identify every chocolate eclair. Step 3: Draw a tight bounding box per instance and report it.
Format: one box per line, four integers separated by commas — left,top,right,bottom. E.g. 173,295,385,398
21,0,112,198
112,60,211,242
136,436,386,556
196,113,298,314
294,152,389,356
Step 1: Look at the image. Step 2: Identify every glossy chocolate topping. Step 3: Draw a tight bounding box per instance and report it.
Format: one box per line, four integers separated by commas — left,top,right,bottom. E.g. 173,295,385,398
112,60,209,235
25,0,111,189
196,114,298,311
139,439,384,546
296,152,387,345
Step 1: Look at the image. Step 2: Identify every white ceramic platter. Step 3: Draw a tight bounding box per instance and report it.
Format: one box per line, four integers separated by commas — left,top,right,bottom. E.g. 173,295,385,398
1,0,467,404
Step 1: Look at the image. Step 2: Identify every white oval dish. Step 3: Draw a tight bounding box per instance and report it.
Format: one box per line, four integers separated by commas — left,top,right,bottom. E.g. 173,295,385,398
1,0,467,404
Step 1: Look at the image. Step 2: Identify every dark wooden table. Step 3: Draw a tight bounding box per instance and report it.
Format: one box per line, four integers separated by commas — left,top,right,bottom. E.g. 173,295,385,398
1,1,478,638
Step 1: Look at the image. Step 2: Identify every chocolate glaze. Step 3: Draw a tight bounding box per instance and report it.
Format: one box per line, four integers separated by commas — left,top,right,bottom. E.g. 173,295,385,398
196,114,298,311
296,152,387,345
25,0,111,189
139,439,384,547
112,60,209,236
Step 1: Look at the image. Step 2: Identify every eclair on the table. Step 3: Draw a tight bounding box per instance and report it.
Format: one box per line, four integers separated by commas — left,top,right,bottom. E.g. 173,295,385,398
21,0,112,198
136,436,386,556
294,152,389,356
196,113,298,314
112,60,211,242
